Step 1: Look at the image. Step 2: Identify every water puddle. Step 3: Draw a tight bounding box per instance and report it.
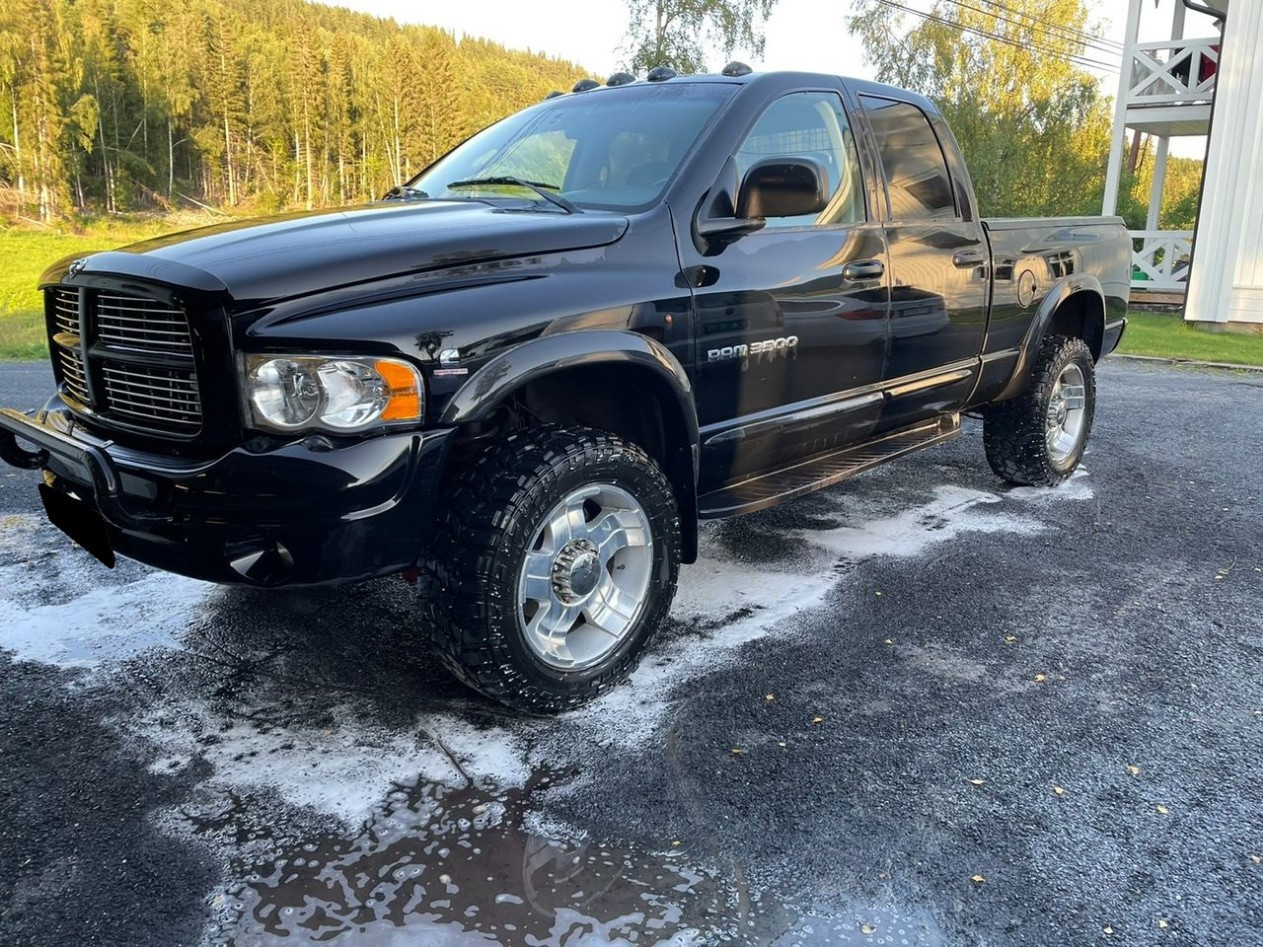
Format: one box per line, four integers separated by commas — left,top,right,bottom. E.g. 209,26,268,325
198,769,730,945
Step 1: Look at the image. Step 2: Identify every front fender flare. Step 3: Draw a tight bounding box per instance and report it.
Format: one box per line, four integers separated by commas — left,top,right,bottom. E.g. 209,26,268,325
440,329,701,562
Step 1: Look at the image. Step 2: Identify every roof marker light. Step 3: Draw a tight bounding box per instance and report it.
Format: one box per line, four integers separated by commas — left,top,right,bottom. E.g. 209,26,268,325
721,61,753,77
606,72,635,86
572,78,601,93
646,66,677,81
545,90,564,99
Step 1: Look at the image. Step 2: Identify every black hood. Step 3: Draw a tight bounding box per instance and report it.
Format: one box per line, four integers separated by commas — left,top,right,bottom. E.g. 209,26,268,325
46,201,629,304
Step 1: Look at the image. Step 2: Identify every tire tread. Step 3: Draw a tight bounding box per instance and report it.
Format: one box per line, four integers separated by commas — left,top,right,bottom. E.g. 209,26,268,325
421,425,679,714
983,334,1095,486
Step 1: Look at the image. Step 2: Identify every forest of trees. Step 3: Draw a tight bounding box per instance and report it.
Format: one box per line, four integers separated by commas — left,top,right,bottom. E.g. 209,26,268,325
0,0,1203,228
0,0,586,221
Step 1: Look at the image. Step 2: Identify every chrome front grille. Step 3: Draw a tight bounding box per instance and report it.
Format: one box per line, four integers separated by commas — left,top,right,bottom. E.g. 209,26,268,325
100,364,202,431
96,293,194,355
46,285,204,437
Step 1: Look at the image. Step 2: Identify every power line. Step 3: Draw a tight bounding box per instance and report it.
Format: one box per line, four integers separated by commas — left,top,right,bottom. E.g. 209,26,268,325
874,0,1121,73
942,0,1125,60
965,0,1125,53
940,0,1125,64
876,0,1120,70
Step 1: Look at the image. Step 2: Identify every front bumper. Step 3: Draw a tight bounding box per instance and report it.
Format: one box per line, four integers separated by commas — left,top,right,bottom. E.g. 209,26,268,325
0,400,453,586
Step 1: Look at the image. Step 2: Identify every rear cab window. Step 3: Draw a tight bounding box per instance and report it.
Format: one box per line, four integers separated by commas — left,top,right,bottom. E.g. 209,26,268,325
859,96,958,221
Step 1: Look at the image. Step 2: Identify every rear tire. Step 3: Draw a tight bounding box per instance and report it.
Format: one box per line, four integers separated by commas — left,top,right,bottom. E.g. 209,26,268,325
423,425,680,714
983,334,1095,486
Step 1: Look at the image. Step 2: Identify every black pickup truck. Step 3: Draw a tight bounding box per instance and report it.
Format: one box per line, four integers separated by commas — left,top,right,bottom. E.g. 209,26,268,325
0,68,1129,712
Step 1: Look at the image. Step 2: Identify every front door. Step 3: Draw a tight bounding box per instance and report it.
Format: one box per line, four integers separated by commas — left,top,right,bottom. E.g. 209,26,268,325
682,89,891,493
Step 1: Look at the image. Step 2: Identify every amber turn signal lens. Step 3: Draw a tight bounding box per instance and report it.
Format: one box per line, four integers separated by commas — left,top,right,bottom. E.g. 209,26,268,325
376,358,422,421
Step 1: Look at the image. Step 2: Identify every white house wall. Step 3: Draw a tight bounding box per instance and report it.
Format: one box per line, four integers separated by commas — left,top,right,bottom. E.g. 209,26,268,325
1186,0,1263,327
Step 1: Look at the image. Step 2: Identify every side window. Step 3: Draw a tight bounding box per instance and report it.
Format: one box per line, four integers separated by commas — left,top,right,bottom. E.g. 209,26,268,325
860,96,957,220
736,91,865,229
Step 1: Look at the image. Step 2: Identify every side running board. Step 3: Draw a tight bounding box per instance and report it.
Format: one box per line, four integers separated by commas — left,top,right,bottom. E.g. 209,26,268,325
697,414,961,519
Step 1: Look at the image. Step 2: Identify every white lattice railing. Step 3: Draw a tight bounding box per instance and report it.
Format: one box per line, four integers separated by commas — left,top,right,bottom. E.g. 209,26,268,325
1131,230,1193,290
1128,39,1219,106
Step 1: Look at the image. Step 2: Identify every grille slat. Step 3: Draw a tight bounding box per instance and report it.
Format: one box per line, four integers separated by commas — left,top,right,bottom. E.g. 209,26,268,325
98,326,190,338
98,315,191,328
46,285,204,436
98,366,198,388
104,404,201,429
96,302,187,315
103,382,199,403
97,332,194,350
98,293,173,304
105,391,200,413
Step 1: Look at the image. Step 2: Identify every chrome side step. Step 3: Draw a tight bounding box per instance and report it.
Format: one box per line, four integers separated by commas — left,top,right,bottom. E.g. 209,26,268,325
697,414,961,519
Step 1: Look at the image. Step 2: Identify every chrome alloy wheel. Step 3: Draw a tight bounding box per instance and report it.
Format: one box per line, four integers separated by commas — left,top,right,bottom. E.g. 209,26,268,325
1045,363,1087,464
517,483,654,671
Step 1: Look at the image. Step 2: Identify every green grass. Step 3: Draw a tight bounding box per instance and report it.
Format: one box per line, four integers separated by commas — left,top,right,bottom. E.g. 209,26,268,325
1118,310,1263,367
0,217,202,360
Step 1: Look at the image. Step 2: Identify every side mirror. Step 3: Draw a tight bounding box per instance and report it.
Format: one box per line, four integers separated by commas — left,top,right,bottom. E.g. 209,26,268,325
736,157,829,220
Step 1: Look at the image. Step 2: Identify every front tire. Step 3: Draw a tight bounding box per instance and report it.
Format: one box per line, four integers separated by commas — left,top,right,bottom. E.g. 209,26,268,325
983,334,1096,486
424,426,680,714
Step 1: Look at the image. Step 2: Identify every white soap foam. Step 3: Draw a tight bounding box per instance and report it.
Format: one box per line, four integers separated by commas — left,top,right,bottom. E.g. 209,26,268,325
140,704,536,827
0,569,211,668
1,470,1096,825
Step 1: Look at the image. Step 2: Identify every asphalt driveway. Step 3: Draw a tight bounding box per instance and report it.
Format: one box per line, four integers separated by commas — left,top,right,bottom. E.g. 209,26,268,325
0,359,1260,947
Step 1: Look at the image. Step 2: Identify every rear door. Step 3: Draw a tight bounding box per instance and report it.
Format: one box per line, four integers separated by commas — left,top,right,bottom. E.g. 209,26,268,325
682,87,891,493
857,95,990,431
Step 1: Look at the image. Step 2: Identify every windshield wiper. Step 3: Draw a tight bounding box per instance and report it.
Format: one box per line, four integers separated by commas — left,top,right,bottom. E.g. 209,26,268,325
382,184,429,201
446,177,580,214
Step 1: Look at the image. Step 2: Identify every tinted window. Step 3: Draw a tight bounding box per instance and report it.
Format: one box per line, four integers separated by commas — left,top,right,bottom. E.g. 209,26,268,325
860,96,957,220
736,91,865,228
409,83,733,212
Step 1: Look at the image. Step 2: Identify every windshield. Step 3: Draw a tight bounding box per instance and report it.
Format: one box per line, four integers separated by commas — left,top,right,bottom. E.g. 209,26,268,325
406,82,735,212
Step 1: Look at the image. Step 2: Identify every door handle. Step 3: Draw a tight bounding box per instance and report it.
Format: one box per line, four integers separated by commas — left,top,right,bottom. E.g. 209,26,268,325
842,260,885,281
953,249,986,268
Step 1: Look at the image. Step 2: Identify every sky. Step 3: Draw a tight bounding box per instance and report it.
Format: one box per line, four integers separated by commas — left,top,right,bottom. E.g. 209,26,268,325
321,0,1219,157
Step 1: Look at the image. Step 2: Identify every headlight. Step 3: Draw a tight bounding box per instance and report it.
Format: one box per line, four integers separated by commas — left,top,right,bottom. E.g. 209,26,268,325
243,354,423,433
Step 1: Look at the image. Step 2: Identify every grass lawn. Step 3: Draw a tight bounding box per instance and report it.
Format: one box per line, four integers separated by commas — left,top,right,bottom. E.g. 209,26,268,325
1118,310,1263,367
0,217,207,360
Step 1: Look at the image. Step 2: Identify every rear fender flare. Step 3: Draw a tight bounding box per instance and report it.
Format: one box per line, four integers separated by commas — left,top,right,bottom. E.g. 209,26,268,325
995,275,1105,403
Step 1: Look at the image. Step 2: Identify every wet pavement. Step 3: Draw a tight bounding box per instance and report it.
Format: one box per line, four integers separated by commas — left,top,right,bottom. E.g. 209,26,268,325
1,359,1261,947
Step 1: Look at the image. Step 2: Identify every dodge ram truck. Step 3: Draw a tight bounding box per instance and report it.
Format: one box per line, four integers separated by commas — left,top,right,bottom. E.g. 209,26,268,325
0,66,1129,712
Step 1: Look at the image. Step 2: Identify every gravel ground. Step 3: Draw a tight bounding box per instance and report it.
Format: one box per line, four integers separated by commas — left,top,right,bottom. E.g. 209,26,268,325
0,359,1260,947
